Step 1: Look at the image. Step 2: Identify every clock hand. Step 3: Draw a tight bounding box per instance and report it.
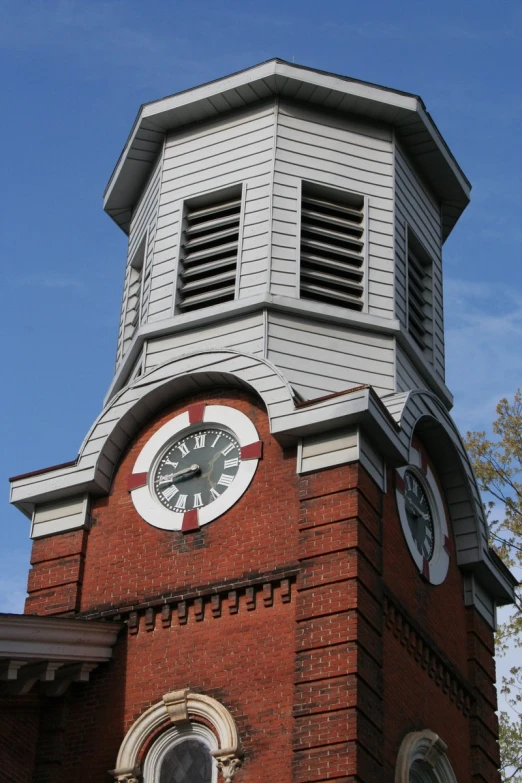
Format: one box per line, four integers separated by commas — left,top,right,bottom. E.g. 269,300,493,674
201,450,223,479
159,464,200,486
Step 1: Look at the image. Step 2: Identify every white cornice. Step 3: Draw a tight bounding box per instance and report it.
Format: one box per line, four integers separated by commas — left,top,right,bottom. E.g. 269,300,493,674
0,614,121,662
103,59,470,239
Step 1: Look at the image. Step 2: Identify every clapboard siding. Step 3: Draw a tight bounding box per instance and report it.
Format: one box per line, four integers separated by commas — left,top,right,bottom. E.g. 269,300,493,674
271,102,395,315
144,313,265,372
299,428,358,473
395,346,426,393
394,142,445,384
116,157,163,364
267,311,395,400
144,105,276,321
31,496,89,539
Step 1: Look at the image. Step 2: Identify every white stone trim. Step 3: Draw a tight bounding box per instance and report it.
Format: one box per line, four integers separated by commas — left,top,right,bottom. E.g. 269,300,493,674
113,690,241,782
395,729,457,782
130,405,260,531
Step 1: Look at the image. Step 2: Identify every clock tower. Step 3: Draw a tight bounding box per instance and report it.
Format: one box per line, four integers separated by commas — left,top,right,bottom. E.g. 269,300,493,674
5,60,516,783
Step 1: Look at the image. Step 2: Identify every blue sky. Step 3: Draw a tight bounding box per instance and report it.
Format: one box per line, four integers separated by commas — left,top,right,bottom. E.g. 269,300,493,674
0,0,521,613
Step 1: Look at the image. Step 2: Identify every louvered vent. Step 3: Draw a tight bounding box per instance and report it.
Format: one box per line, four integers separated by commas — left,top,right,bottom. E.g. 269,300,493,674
300,185,365,311
123,237,145,345
407,240,431,350
178,189,241,313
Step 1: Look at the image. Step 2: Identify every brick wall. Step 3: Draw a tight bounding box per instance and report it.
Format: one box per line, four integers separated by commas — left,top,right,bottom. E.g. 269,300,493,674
20,390,501,782
0,696,40,782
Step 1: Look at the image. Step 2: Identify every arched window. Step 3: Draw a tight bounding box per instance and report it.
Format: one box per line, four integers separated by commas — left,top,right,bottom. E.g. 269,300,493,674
395,730,458,783
111,690,241,783
143,723,218,783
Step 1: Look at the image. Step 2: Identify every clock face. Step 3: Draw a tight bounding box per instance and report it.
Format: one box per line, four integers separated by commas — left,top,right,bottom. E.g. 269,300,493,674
153,427,241,513
129,404,261,532
403,470,435,560
395,445,450,585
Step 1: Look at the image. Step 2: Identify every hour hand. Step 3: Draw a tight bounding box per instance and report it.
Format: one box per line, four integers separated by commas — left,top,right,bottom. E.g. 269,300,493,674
159,464,200,485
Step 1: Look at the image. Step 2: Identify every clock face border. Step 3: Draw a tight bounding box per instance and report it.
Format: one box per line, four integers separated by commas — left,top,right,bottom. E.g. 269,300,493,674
129,404,261,532
395,444,450,585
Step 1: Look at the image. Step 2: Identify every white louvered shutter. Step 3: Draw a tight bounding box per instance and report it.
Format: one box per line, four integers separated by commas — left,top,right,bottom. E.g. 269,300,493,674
407,246,429,350
178,192,241,312
300,186,365,311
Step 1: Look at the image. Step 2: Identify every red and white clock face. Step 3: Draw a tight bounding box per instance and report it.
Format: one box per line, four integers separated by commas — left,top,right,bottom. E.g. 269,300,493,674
128,404,262,533
396,444,450,585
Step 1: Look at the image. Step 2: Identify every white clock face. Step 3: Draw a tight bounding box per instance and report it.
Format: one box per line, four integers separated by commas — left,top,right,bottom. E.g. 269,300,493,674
153,427,241,513
129,404,261,532
396,445,450,585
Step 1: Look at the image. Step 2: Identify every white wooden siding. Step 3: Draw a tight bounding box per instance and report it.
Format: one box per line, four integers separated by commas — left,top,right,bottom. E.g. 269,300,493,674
267,311,395,400
359,431,386,491
31,496,89,539
116,157,163,364
298,428,358,473
395,345,426,393
144,313,265,372
271,102,395,316
394,142,445,383
148,105,275,323
297,426,385,490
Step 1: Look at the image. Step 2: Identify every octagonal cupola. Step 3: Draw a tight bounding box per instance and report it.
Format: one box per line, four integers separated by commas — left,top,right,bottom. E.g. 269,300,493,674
105,59,470,410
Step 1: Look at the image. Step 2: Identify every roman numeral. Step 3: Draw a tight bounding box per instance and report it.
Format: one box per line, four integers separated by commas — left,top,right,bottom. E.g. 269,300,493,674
174,494,187,510
162,485,179,501
210,488,220,501
221,443,235,456
211,433,221,448
194,434,206,449
217,474,233,487
176,442,190,457
164,459,179,469
193,493,203,508
224,458,239,469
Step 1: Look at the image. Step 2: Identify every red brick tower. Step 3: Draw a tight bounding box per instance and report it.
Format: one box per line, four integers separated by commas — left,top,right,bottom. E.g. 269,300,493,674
5,61,516,783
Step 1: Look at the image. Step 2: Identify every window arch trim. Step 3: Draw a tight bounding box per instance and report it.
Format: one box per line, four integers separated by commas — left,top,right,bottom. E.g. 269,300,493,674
112,689,241,783
395,730,458,783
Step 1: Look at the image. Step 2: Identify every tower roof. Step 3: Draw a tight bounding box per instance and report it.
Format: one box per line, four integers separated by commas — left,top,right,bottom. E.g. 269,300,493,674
104,58,470,241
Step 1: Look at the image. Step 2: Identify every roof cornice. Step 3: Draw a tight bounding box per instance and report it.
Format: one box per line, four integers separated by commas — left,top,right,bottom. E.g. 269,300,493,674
103,59,470,240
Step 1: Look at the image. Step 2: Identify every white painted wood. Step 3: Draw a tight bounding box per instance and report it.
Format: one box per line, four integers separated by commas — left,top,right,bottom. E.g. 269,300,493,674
269,102,395,316
359,431,386,491
144,313,265,371
464,574,496,628
31,496,89,539
116,157,163,364
267,310,394,399
298,428,358,473
141,105,277,322
394,141,445,385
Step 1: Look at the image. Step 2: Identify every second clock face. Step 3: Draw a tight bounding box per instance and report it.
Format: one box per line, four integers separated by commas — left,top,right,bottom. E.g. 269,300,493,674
152,427,241,513
403,469,435,560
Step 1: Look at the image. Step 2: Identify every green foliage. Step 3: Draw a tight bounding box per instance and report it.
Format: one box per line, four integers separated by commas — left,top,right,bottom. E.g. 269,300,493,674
465,390,522,780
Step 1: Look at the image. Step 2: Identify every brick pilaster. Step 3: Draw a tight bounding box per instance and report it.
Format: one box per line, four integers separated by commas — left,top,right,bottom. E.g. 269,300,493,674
293,463,384,782
25,528,88,615
466,608,501,783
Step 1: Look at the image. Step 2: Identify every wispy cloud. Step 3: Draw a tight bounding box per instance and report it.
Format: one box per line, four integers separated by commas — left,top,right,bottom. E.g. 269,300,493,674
0,0,208,87
321,21,406,40
445,278,522,432
440,25,518,42
18,274,85,289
